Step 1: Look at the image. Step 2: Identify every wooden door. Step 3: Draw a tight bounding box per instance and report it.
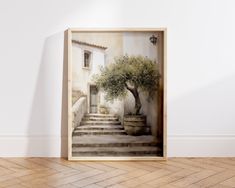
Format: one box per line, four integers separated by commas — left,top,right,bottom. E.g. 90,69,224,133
90,85,98,113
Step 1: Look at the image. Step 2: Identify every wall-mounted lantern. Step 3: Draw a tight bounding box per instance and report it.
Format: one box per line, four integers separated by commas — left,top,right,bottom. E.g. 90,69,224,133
149,35,157,45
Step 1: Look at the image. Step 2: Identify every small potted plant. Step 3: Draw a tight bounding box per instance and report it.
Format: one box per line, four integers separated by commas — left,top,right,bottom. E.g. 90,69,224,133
99,104,109,114
95,55,160,135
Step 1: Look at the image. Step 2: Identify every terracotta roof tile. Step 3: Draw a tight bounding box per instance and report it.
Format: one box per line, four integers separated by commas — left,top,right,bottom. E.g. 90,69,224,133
72,40,107,50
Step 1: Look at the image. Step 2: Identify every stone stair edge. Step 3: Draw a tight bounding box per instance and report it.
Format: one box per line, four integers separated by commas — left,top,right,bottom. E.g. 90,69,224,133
85,113,119,117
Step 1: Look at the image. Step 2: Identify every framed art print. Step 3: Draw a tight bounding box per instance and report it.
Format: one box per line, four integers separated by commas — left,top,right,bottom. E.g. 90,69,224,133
67,28,167,160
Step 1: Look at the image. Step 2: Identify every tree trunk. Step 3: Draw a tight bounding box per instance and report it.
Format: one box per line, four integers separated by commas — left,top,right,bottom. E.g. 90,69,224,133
125,83,142,115
134,92,141,115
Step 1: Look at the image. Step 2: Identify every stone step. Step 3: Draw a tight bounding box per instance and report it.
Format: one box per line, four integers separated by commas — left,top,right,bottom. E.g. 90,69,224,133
84,113,118,118
82,117,119,121
75,125,124,130
72,141,158,147
73,130,127,136
72,135,162,147
81,121,121,125
72,135,159,144
72,146,161,156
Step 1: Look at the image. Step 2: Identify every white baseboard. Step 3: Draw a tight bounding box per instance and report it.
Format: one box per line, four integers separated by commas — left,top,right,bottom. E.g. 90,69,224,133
0,135,67,157
0,135,235,157
168,134,235,157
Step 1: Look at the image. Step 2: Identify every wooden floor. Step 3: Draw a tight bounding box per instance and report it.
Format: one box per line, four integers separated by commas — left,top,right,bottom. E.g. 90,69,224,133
0,158,235,188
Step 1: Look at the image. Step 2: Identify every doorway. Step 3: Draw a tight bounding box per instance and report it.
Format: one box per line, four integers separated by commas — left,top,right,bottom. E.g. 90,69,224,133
89,85,98,113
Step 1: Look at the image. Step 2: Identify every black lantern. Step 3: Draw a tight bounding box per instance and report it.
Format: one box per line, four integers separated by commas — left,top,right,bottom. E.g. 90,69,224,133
149,35,157,45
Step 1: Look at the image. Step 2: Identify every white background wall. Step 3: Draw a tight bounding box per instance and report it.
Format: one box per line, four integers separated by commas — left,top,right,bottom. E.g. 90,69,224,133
0,0,235,157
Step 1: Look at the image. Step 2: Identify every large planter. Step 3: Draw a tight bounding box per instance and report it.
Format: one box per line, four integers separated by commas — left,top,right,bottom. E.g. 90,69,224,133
123,115,150,136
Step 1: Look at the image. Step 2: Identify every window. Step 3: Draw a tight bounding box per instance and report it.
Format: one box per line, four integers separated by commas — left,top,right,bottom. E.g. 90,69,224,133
84,50,91,68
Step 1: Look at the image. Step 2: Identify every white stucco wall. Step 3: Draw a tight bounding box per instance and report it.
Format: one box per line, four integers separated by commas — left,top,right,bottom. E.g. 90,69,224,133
72,32,125,119
72,42,124,118
123,32,160,135
72,43,105,93
123,32,158,61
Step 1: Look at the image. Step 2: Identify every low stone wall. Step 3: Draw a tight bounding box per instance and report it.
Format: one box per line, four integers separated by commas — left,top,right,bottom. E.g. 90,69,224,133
72,90,85,105
72,96,87,130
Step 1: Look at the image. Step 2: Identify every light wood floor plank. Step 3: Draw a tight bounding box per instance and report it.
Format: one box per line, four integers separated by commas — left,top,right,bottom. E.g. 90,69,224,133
170,169,217,187
96,169,149,187
120,169,172,187
0,158,234,188
220,176,235,187
71,169,126,187
146,169,196,187
194,170,235,187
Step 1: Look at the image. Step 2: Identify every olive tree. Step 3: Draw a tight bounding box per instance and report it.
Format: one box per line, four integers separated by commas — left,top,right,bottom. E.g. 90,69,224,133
94,55,161,115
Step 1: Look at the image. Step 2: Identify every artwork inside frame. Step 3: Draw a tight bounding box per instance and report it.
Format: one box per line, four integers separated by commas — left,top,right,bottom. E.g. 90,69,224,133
67,28,167,161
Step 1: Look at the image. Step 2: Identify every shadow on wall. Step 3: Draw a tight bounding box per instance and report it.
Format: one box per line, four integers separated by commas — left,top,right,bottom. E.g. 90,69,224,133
27,31,67,157
61,31,68,157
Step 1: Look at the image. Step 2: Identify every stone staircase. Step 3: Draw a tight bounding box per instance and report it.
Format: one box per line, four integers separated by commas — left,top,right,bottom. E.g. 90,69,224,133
72,113,162,157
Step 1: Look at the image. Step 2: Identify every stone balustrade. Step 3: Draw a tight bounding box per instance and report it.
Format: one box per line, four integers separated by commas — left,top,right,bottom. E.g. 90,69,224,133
72,96,87,130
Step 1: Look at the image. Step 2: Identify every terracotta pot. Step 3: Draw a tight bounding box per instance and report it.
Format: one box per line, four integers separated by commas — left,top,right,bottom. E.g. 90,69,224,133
99,107,109,114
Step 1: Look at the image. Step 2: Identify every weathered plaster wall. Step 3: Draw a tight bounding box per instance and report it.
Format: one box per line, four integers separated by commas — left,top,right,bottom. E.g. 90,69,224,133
123,32,162,136
72,43,105,93
72,32,123,65
72,33,124,118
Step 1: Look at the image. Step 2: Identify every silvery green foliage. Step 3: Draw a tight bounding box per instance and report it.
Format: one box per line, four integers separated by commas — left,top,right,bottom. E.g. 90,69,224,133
94,55,161,114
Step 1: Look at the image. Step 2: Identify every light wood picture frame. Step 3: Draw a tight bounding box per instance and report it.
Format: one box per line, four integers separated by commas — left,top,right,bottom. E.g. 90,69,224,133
67,28,167,161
